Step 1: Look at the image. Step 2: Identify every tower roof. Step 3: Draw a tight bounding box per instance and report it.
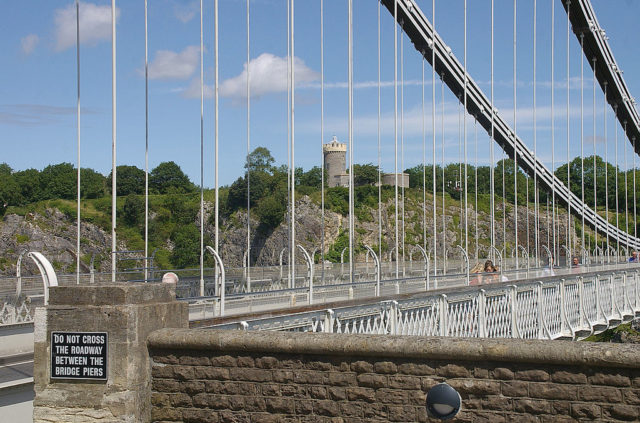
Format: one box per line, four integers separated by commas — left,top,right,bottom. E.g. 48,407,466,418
323,135,347,152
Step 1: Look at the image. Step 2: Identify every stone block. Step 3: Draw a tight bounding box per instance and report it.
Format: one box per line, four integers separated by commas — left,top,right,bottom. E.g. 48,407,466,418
571,402,601,420
578,385,622,403
356,373,387,388
351,360,374,373
501,380,528,397
513,399,550,415
492,367,514,380
437,363,470,378
388,374,421,390
374,361,398,374
515,369,549,382
398,362,434,376
551,370,587,384
529,383,578,401
602,404,639,421
589,372,631,387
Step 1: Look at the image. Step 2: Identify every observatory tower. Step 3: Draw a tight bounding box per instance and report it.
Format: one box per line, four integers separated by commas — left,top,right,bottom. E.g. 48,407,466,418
323,136,349,187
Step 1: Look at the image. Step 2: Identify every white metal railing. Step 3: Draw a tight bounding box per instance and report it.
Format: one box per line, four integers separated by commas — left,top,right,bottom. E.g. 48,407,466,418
210,268,640,341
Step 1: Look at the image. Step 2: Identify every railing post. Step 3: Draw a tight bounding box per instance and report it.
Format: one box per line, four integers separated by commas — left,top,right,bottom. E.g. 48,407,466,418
510,285,519,338
206,246,226,316
16,250,26,297
478,289,486,338
578,276,585,329
610,274,615,318
439,294,448,336
537,282,544,340
623,271,630,315
560,279,567,336
382,300,399,335
324,309,334,333
595,274,601,323
297,245,314,305
364,245,381,297
635,270,640,311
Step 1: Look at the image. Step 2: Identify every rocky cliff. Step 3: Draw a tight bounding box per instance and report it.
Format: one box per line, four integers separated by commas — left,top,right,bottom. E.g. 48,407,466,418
0,193,578,276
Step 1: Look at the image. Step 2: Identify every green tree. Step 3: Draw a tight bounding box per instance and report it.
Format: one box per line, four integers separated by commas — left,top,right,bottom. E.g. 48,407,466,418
256,195,287,230
107,165,145,196
0,163,12,176
299,166,324,188
0,173,21,215
81,168,106,199
123,194,144,225
150,161,195,194
352,163,378,186
246,146,275,173
13,169,42,204
170,225,201,268
40,163,75,200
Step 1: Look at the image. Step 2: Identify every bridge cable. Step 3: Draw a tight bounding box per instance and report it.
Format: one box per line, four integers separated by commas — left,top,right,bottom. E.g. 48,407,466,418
474,116,478,260
111,0,117,282
551,0,557,263
422,47,427,257
214,0,220,293
286,0,291,287
615,105,620,256
245,0,251,292
604,82,609,260
513,0,518,269
289,0,297,287
502,138,506,262
321,0,325,281
634,135,637,244
76,0,81,284
144,0,149,282
458,96,463,249
441,72,446,273
533,0,538,266
401,22,405,273
394,0,399,279
463,0,468,259
580,32,585,257
377,0,382,268
432,0,437,275
348,0,354,283
624,120,629,257
490,0,495,262
200,0,205,295
593,56,597,255
566,0,571,258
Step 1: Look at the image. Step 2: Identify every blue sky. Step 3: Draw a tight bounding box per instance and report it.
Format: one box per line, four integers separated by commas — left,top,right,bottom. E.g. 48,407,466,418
2,0,640,187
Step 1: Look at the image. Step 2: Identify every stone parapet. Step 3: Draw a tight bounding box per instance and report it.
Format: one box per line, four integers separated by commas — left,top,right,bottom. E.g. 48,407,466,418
33,283,188,423
148,329,640,422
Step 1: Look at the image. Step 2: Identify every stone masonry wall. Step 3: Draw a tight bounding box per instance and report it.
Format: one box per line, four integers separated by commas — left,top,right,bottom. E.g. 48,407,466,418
148,329,640,422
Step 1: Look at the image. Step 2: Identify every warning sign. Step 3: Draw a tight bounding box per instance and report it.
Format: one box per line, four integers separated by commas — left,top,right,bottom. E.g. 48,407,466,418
51,332,108,380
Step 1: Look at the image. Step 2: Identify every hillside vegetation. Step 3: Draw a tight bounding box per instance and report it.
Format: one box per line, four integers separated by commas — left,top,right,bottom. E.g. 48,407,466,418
0,148,637,275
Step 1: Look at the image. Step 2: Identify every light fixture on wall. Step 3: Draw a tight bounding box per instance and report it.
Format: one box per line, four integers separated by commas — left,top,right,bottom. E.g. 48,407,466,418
426,382,461,420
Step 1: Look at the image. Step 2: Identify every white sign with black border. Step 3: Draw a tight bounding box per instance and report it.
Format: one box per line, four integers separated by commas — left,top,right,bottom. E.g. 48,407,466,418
50,331,108,380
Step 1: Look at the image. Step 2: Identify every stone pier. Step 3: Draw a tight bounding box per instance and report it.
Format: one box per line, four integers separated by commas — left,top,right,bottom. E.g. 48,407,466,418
33,283,188,422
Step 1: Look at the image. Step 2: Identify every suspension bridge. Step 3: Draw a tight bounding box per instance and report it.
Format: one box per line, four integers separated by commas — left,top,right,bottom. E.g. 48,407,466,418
3,0,640,419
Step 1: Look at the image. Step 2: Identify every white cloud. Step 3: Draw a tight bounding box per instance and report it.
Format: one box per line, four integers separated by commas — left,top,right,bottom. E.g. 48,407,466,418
219,53,319,101
181,77,214,99
148,46,200,80
0,104,97,127
54,2,119,52
21,34,39,55
174,1,198,23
